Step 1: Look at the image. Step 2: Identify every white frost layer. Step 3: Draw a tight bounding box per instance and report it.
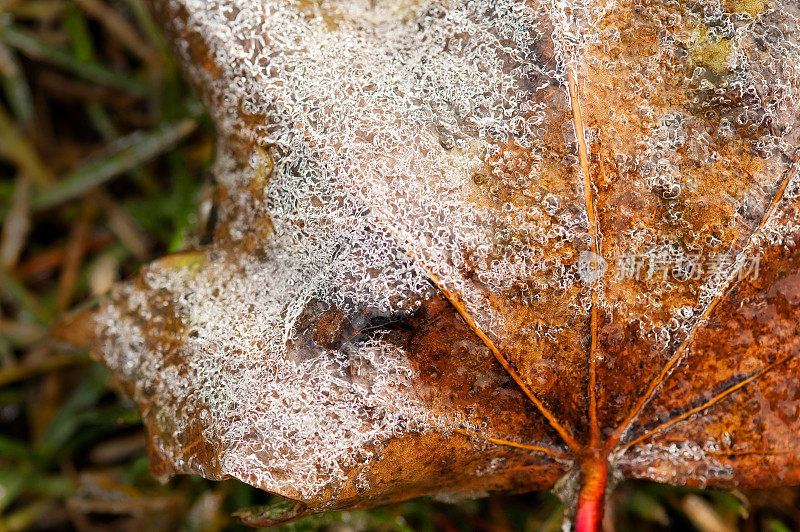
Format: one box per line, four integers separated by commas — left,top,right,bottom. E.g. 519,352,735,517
99,239,463,499
175,0,598,340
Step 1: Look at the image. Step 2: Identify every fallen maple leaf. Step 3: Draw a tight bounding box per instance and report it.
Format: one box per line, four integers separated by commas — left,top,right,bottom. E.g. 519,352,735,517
68,0,800,529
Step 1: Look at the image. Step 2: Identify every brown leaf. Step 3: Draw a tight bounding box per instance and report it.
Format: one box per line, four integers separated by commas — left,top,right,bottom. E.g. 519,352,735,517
77,0,800,529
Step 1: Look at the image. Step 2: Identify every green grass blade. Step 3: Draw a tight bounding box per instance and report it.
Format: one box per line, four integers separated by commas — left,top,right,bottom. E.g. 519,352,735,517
0,25,149,96
32,118,197,212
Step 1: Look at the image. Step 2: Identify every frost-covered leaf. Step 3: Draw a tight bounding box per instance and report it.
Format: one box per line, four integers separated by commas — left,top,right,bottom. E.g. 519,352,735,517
80,0,800,528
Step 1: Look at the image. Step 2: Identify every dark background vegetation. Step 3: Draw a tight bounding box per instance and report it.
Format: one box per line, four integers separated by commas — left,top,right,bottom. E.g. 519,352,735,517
0,1,798,530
